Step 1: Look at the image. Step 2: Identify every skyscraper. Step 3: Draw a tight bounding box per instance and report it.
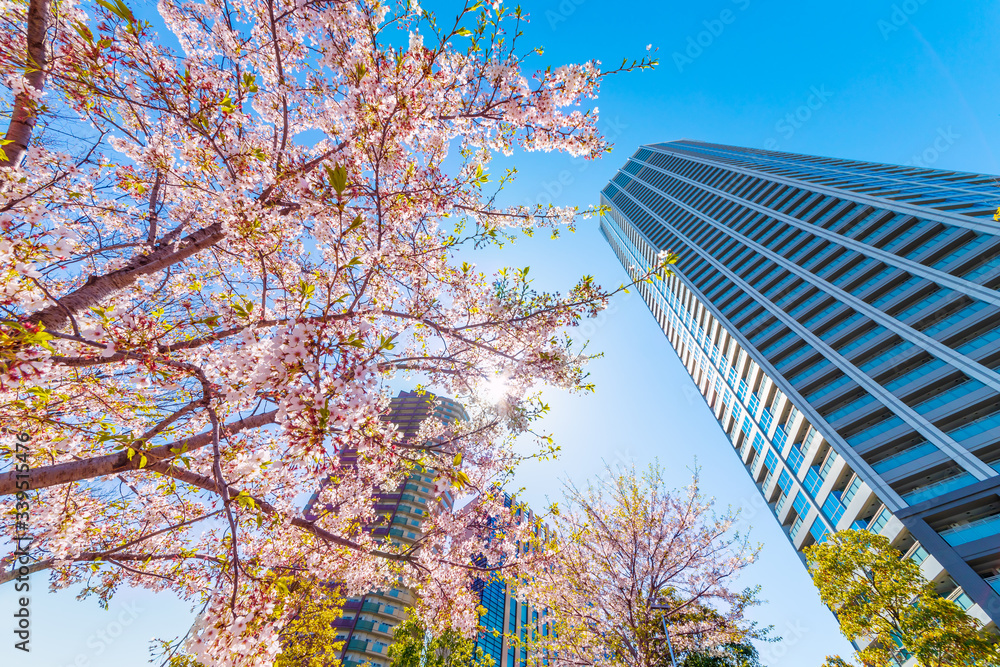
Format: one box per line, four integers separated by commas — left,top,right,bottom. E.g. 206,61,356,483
600,140,1000,641
305,390,467,667
473,495,553,667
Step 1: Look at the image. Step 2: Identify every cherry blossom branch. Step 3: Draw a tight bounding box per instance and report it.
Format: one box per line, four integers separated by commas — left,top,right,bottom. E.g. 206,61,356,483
147,170,164,245
28,221,226,332
207,405,242,611
147,461,413,564
0,1,657,658
0,410,277,495
264,0,289,171
0,552,225,585
47,312,359,366
96,507,225,558
382,310,520,361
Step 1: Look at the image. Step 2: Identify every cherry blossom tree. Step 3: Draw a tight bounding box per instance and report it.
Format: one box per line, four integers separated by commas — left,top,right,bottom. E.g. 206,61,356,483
0,0,659,663
534,463,766,667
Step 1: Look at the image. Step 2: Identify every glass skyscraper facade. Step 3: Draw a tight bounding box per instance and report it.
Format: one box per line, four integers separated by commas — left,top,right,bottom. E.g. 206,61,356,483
474,495,553,667
600,140,1000,640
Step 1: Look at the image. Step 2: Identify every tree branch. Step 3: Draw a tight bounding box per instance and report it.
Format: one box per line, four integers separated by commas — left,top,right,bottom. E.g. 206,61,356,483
0,409,276,495
150,462,412,563
27,221,225,332
0,551,224,585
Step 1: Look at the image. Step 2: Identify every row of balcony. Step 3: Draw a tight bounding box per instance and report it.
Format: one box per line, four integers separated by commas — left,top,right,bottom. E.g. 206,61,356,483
658,262,1000,646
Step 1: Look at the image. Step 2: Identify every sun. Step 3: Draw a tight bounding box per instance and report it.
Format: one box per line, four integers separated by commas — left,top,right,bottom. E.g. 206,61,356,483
479,374,509,404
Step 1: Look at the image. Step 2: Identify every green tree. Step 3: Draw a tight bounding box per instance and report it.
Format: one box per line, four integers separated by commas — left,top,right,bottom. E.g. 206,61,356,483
389,614,494,667
162,576,344,667
804,530,1000,666
681,641,762,667
820,657,855,667
666,600,771,667
272,578,345,667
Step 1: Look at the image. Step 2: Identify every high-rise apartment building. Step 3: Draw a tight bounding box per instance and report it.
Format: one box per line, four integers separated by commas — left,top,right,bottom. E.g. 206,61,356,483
600,140,1000,646
305,390,467,667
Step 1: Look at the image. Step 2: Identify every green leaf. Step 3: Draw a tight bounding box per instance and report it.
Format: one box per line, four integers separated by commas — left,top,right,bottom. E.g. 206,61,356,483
72,21,94,43
330,163,348,195
232,299,255,320
96,0,135,22
242,72,258,93
453,452,462,467
234,490,258,511
474,163,488,184
455,27,473,37
346,215,364,233
219,92,236,114
114,0,135,21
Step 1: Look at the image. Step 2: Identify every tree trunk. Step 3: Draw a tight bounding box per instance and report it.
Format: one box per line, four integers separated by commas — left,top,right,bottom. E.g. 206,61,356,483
2,0,51,166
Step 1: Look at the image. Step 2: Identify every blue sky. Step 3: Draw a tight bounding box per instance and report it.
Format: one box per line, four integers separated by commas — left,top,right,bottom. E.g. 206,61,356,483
450,0,1000,664
5,0,1000,665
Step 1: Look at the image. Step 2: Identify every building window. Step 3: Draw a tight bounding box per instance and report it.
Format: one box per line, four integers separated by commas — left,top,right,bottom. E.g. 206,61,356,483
909,545,929,565
809,518,829,543
841,476,863,506
868,508,890,534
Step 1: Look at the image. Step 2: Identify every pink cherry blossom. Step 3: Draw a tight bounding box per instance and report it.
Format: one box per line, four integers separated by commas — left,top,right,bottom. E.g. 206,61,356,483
0,0,659,664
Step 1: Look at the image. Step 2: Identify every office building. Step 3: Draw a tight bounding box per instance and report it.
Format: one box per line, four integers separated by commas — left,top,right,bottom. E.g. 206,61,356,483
600,140,1000,653
474,496,553,667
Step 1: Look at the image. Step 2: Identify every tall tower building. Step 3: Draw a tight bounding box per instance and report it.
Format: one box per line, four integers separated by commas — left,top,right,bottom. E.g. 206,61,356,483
600,140,1000,644
473,495,553,667
306,390,468,667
